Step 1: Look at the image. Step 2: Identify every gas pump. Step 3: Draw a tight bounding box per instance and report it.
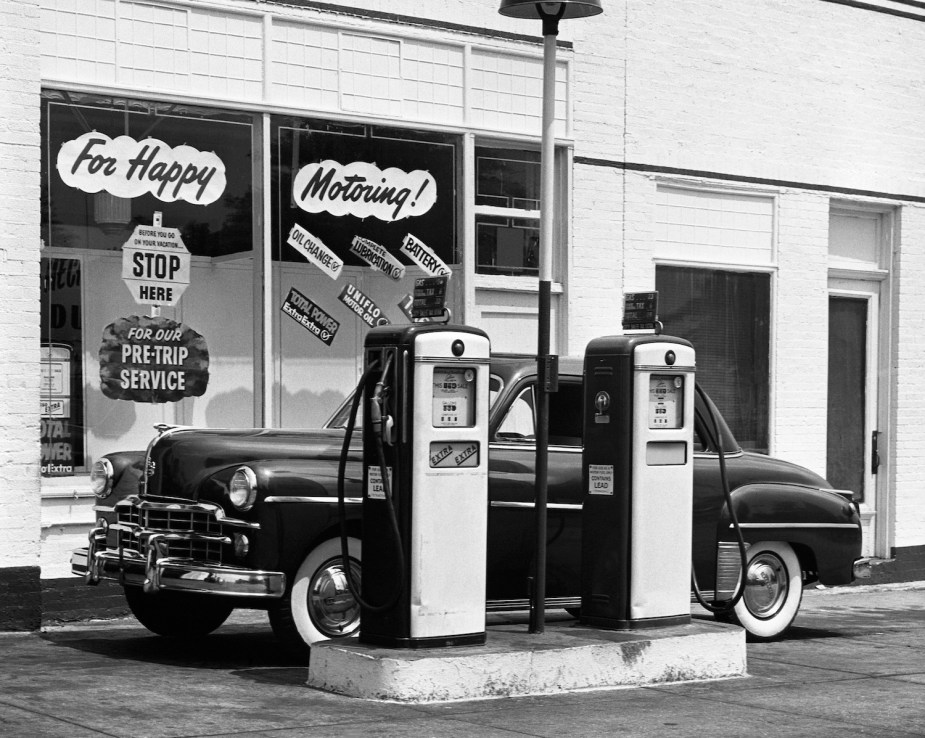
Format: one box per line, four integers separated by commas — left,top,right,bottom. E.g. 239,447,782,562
358,324,490,648
580,335,695,630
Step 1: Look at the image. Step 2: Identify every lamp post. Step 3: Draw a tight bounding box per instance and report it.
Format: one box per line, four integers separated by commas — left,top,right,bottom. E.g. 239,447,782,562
498,0,603,634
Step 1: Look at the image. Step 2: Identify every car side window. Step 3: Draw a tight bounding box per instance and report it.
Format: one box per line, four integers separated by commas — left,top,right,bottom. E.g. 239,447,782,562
548,381,582,447
494,380,583,447
495,387,535,442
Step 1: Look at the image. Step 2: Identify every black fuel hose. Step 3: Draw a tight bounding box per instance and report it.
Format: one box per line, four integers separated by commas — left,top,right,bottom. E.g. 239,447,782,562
690,383,750,614
336,355,405,613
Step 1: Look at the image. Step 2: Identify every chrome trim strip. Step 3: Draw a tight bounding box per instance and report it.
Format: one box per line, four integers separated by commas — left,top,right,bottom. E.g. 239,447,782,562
114,496,261,529
488,443,582,452
490,501,579,511
265,496,362,504
417,355,491,365
78,548,286,598
636,364,695,372
486,596,579,612
731,522,859,529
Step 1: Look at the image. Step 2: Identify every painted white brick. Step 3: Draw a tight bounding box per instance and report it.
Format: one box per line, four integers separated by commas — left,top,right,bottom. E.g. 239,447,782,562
0,0,42,569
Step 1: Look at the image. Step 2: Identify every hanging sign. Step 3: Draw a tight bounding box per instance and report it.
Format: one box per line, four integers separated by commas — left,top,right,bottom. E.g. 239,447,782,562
623,291,659,331
281,287,340,346
412,276,448,319
400,233,451,277
99,316,209,403
56,131,226,205
338,283,390,327
292,160,436,222
397,294,415,322
121,224,191,306
349,236,405,281
287,223,343,279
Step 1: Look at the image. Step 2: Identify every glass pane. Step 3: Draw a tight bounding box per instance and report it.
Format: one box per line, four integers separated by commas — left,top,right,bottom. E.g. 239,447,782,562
656,266,770,453
475,148,540,209
42,91,256,472
274,119,458,266
827,296,867,500
44,92,253,257
476,217,539,276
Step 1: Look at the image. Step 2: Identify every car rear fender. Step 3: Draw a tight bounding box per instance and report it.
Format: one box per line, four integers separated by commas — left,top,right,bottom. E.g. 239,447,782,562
719,483,862,585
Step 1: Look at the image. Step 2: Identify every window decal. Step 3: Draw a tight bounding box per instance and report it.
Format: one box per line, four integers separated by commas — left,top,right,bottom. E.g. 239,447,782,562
56,131,226,206
292,159,436,222
287,223,344,279
281,287,340,346
400,233,451,277
350,236,406,281
99,316,210,403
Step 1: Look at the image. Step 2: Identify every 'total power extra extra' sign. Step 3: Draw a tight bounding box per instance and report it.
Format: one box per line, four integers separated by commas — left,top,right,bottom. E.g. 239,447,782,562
99,316,209,403
121,225,190,306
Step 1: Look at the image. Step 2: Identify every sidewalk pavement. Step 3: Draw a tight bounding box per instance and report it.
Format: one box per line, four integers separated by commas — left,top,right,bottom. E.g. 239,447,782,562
1,581,923,737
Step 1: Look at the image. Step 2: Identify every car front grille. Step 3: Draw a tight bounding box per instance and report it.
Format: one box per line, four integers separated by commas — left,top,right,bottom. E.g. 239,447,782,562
115,499,225,564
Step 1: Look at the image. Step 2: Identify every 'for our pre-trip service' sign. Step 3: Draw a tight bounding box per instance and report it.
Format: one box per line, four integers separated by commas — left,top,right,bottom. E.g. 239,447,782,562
99,316,209,403
122,224,191,307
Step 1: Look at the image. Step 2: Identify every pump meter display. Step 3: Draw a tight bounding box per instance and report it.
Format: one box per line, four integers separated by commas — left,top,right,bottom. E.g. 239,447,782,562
648,375,684,429
432,367,476,427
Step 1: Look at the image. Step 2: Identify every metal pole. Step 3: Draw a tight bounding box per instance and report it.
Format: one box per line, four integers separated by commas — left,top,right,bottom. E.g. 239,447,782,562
529,28,558,635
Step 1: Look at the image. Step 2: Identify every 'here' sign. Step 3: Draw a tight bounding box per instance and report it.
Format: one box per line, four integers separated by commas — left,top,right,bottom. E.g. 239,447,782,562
121,224,191,307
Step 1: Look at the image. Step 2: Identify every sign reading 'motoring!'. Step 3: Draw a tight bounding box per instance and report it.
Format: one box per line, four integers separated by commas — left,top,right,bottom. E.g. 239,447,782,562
122,224,191,306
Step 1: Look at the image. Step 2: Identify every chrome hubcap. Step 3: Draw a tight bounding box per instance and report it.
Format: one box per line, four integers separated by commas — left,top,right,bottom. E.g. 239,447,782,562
308,557,360,637
743,552,788,619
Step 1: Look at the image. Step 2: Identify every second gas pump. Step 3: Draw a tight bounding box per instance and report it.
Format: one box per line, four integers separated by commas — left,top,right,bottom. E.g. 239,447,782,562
356,323,490,648
581,334,696,630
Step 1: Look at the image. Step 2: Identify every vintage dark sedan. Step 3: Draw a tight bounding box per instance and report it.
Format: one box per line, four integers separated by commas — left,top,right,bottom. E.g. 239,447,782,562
72,354,867,647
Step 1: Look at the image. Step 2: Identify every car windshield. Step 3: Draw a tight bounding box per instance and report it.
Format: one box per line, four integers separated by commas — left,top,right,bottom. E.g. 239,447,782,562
323,374,504,429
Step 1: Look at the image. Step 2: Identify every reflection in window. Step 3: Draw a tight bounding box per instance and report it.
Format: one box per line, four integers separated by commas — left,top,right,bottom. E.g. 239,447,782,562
656,266,770,453
475,147,540,276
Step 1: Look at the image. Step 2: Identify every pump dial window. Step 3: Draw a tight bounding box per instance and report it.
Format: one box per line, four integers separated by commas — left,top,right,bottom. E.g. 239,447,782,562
432,367,476,427
649,375,683,429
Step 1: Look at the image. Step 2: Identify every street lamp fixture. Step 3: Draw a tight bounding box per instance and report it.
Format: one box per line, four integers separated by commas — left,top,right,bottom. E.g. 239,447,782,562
498,0,603,634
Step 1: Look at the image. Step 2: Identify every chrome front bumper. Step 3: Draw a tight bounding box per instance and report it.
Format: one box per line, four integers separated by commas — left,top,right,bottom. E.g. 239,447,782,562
71,526,285,599
853,557,872,580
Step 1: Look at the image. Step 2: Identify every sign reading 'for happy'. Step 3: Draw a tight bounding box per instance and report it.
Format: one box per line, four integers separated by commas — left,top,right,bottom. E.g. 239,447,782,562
57,131,226,205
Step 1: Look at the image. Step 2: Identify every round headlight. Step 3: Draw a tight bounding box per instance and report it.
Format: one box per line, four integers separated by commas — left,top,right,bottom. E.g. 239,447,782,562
90,458,114,499
228,466,258,511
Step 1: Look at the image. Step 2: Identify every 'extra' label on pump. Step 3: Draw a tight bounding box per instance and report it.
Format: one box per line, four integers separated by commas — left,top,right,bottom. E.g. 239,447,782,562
429,441,480,469
588,464,614,495
367,465,392,500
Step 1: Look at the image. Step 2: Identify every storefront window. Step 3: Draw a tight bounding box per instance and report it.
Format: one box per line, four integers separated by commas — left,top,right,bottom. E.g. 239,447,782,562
475,147,540,276
271,117,461,428
41,90,256,473
656,266,770,453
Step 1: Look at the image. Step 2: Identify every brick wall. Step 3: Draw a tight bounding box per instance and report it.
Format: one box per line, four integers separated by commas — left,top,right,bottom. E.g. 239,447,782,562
892,205,925,549
0,0,42,629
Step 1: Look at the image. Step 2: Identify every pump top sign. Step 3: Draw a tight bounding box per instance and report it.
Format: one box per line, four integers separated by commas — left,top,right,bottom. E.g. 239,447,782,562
121,222,191,307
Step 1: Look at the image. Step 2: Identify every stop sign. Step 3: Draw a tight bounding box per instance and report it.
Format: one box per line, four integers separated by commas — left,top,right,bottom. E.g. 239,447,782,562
121,224,191,307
